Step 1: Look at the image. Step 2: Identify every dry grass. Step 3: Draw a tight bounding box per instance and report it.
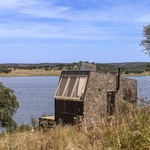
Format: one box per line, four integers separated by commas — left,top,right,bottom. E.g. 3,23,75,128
122,71,150,77
0,69,61,76
0,102,149,150
0,127,93,150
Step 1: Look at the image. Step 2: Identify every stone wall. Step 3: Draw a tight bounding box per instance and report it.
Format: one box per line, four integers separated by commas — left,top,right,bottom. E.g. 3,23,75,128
83,71,137,126
117,77,137,102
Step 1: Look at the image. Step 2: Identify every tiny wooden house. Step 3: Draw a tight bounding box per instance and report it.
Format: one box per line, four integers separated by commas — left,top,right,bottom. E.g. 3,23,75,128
54,70,137,126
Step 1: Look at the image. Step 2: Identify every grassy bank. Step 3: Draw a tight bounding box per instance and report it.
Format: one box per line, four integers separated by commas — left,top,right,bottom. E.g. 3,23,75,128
0,102,149,150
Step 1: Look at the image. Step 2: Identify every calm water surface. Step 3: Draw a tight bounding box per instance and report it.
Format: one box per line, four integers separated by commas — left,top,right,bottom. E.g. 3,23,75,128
127,76,150,101
0,76,59,125
0,76,149,125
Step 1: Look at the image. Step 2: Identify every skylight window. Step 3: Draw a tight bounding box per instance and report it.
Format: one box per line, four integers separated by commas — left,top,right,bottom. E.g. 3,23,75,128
55,75,87,101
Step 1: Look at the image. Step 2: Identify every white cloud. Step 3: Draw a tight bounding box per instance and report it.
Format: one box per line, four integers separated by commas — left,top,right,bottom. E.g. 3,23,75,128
136,15,150,24
0,0,149,41
19,6,70,19
0,21,117,40
0,0,19,9
0,0,44,9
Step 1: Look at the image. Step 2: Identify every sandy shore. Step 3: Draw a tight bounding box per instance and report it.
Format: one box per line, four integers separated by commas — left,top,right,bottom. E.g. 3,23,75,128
0,69,150,77
0,69,61,76
122,71,150,77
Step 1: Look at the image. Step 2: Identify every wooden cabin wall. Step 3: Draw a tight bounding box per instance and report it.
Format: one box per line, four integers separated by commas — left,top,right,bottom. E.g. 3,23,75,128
55,100,83,124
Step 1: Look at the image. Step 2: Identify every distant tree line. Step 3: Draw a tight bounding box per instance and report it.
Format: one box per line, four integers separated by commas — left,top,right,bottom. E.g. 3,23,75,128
1,62,78,71
96,63,150,74
1,62,150,75
0,65,12,74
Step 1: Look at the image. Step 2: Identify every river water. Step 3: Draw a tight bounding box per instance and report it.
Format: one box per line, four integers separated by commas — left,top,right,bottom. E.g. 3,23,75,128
127,76,150,101
0,76,59,125
0,76,149,125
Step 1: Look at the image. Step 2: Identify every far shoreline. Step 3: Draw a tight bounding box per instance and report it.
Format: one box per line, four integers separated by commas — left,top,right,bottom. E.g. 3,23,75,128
0,69,61,77
0,69,150,77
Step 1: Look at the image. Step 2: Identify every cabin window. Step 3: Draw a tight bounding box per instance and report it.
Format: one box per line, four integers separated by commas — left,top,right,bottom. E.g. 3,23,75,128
55,75,87,100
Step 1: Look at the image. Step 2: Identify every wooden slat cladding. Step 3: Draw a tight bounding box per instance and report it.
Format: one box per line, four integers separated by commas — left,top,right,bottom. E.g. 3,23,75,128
54,71,90,124
55,100,83,124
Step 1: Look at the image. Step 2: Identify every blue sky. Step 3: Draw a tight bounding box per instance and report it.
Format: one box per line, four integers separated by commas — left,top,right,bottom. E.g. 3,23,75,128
0,0,150,63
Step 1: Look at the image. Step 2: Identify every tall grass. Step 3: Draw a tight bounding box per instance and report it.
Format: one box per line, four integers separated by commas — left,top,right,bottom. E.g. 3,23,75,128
0,101,149,150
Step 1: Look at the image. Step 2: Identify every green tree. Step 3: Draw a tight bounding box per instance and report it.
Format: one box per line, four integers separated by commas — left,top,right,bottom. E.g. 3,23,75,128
0,83,19,128
140,24,150,56
0,66,12,74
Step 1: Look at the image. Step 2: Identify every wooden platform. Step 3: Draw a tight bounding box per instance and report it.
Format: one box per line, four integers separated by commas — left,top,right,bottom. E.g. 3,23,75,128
39,116,55,120
39,116,55,129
